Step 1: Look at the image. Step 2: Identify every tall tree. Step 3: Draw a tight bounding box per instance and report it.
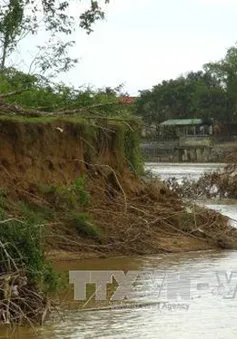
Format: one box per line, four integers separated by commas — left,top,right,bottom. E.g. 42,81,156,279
136,71,230,123
0,0,24,69
204,44,237,122
0,0,110,73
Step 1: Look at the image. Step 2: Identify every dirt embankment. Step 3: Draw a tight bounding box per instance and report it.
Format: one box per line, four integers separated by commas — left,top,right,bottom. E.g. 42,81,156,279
0,118,237,261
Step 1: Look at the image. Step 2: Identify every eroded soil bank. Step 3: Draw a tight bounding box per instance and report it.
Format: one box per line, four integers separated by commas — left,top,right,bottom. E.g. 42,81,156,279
1,117,237,262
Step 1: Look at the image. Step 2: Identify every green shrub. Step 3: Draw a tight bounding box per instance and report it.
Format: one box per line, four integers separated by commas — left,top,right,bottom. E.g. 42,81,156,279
124,129,144,176
42,176,89,210
71,176,89,206
0,190,7,218
0,199,61,293
72,213,103,241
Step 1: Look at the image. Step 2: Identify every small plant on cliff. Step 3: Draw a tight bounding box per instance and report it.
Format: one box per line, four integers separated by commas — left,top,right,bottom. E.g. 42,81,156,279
71,176,89,206
42,176,89,210
124,129,144,176
72,213,103,242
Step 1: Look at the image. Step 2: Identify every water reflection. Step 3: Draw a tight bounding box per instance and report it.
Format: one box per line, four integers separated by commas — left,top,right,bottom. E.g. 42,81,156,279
46,251,237,338
2,251,237,338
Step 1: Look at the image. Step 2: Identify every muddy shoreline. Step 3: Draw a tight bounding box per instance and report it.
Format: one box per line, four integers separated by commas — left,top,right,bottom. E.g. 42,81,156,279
1,119,237,266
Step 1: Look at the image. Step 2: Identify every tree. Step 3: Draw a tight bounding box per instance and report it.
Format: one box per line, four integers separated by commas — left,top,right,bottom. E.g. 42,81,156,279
0,0,24,69
204,44,237,122
135,91,160,125
0,0,110,73
136,70,230,123
137,43,237,124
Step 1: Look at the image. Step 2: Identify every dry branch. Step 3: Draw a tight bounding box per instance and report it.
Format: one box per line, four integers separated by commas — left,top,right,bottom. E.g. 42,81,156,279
0,90,28,99
0,94,136,119
0,240,54,326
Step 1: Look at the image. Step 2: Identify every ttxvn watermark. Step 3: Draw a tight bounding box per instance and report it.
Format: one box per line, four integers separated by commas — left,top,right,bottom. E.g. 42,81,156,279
69,270,237,302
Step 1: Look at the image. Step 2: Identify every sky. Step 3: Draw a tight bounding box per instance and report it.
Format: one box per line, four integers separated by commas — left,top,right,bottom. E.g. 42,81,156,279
14,0,237,95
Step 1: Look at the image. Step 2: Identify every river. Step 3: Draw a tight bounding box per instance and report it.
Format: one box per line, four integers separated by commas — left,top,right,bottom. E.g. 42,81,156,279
145,162,237,225
2,163,237,339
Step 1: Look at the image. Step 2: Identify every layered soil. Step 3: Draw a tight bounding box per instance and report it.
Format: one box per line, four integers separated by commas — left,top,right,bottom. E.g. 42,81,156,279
0,117,237,261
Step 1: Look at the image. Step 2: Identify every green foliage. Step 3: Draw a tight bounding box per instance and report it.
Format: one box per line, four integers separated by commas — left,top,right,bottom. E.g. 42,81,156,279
107,121,144,175
18,200,44,223
124,128,144,176
0,218,41,275
80,0,110,34
204,44,237,122
136,70,230,124
0,215,47,285
0,218,62,293
0,0,110,73
72,213,103,241
0,0,24,68
0,68,135,118
44,176,90,211
41,262,63,294
179,211,195,232
0,189,6,218
136,44,237,124
71,176,89,206
0,68,143,177
0,196,62,293
112,124,125,156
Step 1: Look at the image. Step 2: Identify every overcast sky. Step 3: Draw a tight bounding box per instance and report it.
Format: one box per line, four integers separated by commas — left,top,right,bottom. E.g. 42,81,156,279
15,0,237,95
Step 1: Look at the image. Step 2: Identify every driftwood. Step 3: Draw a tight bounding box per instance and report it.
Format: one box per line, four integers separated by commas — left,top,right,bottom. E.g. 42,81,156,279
0,234,53,326
165,161,237,200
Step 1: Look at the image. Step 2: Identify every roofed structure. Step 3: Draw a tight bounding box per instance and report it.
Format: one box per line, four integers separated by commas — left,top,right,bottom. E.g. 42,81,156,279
159,118,213,138
160,119,205,126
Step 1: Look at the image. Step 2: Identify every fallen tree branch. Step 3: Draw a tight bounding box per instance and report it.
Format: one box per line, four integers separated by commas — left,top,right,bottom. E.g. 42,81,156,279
0,90,29,99
0,97,136,118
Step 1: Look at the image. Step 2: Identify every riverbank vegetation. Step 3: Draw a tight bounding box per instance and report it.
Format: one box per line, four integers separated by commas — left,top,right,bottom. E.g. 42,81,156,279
165,153,237,200
0,199,60,325
1,102,237,325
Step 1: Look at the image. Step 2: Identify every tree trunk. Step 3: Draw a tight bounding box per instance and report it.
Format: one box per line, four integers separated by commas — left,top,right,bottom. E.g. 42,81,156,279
0,36,9,69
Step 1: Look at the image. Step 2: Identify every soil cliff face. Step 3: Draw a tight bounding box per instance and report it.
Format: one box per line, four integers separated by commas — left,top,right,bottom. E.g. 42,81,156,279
0,119,130,188
0,120,102,185
0,117,236,260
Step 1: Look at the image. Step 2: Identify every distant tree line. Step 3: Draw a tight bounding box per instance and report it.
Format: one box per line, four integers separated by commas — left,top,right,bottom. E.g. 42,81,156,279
136,44,237,125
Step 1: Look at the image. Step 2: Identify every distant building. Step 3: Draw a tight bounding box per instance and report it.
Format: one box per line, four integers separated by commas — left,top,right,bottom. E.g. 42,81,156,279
141,118,215,162
159,119,213,139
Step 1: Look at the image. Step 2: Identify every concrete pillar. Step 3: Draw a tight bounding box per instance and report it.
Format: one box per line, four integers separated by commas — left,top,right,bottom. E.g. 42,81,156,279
183,149,188,162
196,148,202,162
203,147,210,162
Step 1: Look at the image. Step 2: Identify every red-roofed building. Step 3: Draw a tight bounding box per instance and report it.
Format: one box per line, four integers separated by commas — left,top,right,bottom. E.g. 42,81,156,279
119,96,137,104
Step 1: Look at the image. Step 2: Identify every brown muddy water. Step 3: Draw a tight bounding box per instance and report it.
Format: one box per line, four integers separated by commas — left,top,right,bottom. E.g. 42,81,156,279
1,163,237,339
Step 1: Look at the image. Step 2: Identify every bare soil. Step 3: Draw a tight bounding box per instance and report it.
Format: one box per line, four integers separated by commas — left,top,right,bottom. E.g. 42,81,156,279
0,118,237,261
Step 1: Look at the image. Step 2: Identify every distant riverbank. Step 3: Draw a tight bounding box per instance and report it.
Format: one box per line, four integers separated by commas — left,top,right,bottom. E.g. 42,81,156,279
141,140,237,162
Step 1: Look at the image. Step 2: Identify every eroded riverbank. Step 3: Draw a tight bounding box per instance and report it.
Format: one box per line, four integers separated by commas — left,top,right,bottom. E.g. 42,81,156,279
48,162,237,261
1,162,237,338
